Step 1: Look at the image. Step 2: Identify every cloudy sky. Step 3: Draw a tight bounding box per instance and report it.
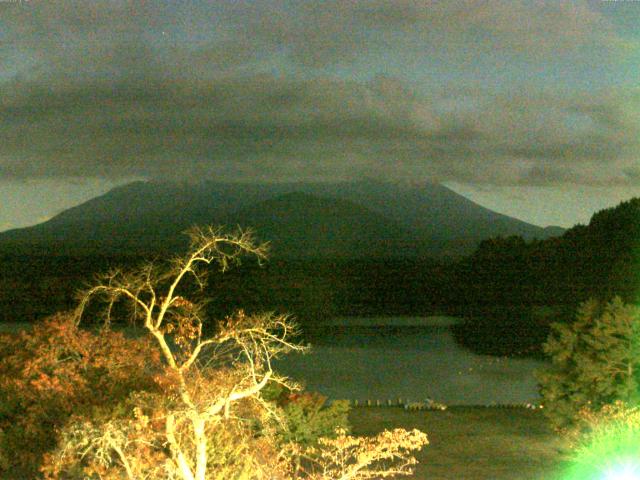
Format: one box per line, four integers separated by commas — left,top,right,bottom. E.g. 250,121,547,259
1,0,639,231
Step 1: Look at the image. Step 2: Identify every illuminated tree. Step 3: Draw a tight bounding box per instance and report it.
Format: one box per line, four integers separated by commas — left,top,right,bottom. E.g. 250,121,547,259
37,226,302,479
561,401,640,480
0,313,161,478
537,297,640,431
34,226,428,480
303,427,428,480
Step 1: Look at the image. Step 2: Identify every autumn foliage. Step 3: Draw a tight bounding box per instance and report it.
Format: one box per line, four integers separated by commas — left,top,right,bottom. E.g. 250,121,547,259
0,227,428,479
305,428,429,480
0,313,163,478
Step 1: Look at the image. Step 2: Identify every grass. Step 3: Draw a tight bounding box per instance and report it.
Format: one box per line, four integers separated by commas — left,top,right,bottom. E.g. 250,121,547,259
349,406,569,480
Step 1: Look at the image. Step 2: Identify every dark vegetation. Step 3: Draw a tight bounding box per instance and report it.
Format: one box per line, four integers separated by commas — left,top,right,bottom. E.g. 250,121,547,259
451,197,640,357
1,197,638,357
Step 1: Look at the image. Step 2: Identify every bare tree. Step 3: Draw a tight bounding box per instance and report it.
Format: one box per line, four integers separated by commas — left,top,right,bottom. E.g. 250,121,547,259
69,226,305,480
44,226,428,480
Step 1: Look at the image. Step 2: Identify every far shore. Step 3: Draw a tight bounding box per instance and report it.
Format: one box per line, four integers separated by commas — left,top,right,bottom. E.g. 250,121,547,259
0,315,462,334
325,316,461,327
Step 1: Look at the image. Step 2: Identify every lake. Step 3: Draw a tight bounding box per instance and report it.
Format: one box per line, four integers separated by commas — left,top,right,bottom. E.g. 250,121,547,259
0,316,547,406
274,316,547,406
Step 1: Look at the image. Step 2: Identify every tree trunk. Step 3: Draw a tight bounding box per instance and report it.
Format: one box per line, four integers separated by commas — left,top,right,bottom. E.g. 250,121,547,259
193,416,208,480
166,414,196,480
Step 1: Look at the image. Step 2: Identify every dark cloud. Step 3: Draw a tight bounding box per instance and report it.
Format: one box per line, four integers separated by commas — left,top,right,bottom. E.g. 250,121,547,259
242,0,624,66
0,0,638,186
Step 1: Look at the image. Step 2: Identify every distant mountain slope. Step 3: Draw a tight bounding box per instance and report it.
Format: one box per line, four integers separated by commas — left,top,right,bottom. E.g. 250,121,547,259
299,181,555,241
223,192,421,258
0,181,277,255
0,180,564,257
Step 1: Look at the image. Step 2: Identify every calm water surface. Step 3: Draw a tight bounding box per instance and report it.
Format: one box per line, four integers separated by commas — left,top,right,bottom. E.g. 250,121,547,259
274,316,546,406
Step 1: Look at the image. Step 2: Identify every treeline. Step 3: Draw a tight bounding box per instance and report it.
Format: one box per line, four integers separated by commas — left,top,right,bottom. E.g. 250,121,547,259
451,197,640,357
455,197,640,307
1,198,638,357
0,255,132,323
0,254,452,325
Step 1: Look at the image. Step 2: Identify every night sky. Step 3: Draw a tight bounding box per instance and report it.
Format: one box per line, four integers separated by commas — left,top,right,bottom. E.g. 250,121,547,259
1,0,639,231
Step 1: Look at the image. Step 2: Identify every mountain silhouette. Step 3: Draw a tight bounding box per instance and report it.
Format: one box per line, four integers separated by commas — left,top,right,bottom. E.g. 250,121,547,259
0,180,564,257
221,191,422,258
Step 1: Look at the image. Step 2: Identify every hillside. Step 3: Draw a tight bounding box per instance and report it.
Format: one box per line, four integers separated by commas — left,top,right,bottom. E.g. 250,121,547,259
222,192,422,258
451,197,640,357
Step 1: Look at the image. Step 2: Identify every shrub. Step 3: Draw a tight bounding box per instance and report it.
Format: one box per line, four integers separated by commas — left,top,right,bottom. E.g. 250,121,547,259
0,314,161,478
536,297,640,431
269,386,351,447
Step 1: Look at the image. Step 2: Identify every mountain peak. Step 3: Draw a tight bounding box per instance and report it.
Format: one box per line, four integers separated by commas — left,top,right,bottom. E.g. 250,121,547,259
0,180,564,257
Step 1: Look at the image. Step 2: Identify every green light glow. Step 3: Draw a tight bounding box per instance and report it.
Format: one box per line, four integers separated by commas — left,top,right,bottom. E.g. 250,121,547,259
602,460,640,480
561,413,640,480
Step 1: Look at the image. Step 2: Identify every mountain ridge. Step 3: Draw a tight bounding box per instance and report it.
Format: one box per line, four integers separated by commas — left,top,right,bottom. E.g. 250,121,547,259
0,180,565,257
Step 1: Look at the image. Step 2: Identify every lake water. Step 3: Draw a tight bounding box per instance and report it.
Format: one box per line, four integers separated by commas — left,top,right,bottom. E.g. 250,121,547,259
273,316,546,406
0,317,547,406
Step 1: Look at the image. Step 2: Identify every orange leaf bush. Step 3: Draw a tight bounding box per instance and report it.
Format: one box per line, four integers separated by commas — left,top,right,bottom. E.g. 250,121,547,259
0,313,162,478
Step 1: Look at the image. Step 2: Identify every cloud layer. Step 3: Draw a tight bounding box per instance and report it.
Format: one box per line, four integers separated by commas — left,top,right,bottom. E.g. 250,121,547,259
1,0,638,186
